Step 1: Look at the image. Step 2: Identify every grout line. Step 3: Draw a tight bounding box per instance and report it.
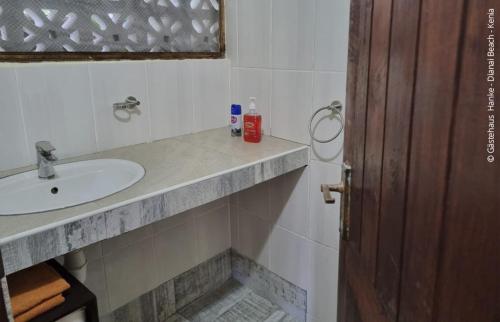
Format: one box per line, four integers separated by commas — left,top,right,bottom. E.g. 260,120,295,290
144,62,153,143
310,154,344,167
149,233,162,293
100,252,113,315
268,0,274,137
87,63,100,152
269,0,273,69
312,0,319,71
277,220,340,252
226,199,232,251
192,212,202,264
152,217,189,236
234,65,347,74
269,66,274,137
235,196,240,251
305,164,311,244
190,61,197,134
13,68,32,166
235,0,239,66
192,201,227,218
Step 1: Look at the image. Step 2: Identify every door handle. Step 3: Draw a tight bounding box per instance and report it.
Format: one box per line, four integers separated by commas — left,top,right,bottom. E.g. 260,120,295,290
320,163,352,240
321,183,344,204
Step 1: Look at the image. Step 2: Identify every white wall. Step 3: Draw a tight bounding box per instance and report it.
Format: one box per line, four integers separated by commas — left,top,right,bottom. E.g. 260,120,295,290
0,0,350,319
0,59,230,171
0,57,232,316
227,0,350,321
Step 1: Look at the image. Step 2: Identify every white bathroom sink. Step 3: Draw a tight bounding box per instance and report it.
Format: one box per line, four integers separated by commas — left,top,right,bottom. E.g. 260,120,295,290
0,159,145,215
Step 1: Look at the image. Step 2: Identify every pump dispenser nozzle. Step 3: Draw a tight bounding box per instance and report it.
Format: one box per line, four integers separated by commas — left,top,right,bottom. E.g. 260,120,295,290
243,97,262,143
249,97,257,113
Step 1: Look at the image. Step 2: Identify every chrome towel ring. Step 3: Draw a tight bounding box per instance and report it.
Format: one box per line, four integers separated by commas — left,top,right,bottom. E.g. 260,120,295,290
309,100,344,143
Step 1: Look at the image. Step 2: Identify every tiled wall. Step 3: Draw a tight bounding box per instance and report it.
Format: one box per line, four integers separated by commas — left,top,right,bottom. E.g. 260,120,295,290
0,59,230,172
83,198,231,316
226,0,350,321
1,0,350,320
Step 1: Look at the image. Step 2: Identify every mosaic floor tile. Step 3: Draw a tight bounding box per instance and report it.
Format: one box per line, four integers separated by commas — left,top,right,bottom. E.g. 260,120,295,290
177,279,299,322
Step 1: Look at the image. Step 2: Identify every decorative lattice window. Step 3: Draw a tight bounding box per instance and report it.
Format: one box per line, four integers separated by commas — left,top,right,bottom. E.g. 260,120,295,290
0,0,224,61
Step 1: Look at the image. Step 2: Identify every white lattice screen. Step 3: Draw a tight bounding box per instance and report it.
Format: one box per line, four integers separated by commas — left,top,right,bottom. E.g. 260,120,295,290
0,0,221,53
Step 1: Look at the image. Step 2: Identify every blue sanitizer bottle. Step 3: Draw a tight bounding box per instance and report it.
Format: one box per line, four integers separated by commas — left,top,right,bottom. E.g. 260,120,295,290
231,104,242,137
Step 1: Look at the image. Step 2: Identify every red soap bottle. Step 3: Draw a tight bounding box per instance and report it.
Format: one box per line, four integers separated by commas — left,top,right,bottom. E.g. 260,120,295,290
244,97,262,143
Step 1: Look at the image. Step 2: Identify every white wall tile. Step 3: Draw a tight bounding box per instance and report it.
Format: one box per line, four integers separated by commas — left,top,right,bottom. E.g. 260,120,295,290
307,242,339,321
307,313,322,322
236,207,271,267
231,68,239,104
152,210,194,234
234,68,272,135
230,195,239,248
271,70,314,145
272,0,316,70
236,182,269,221
195,204,231,262
154,218,199,282
225,0,239,65
237,0,271,68
104,237,158,311
190,197,228,217
89,61,151,151
269,168,309,237
101,225,153,256
192,59,230,132
85,259,111,315
314,0,350,71
17,63,97,163
269,226,310,289
0,67,29,171
82,242,103,262
147,60,194,140
311,72,346,164
313,72,347,118
308,160,342,248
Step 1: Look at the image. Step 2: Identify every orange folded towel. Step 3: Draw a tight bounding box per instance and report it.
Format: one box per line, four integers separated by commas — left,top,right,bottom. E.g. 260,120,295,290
7,263,70,317
14,294,65,322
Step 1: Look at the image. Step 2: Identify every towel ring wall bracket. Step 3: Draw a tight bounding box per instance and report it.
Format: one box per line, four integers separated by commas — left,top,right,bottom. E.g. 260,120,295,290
309,100,344,144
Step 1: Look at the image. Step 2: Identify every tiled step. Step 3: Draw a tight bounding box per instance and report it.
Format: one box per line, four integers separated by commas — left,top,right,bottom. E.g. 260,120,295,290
173,279,298,322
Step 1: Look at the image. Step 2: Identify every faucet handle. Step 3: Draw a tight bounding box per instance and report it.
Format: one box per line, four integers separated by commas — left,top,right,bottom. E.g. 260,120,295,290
36,141,56,154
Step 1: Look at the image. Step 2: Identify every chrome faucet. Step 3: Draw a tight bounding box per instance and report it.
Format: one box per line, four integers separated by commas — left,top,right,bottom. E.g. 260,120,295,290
36,141,57,178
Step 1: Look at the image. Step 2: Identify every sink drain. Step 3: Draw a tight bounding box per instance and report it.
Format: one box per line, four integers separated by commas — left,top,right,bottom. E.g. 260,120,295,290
51,187,59,194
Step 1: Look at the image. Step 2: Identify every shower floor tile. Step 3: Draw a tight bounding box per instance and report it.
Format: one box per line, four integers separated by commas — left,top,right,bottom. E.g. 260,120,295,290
170,279,299,322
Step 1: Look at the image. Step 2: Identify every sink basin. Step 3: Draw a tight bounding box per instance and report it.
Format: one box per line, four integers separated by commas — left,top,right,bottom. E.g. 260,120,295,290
0,159,145,215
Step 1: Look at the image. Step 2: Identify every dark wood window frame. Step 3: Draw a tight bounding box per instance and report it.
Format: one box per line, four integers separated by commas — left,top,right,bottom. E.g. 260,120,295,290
0,1,225,63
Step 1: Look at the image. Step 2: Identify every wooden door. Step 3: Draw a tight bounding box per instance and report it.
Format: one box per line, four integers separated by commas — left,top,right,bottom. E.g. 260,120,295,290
337,0,500,321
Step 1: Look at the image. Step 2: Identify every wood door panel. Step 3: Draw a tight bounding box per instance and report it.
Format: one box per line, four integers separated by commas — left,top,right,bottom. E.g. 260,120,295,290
344,0,373,251
360,0,393,284
340,1,498,321
374,0,421,319
345,283,363,322
346,246,391,322
433,1,500,321
397,0,467,321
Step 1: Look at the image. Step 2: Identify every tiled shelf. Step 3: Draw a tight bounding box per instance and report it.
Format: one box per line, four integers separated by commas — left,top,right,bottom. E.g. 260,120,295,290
0,127,309,275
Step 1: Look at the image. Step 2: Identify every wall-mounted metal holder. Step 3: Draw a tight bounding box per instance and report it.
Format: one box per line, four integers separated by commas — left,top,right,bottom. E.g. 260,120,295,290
321,162,352,241
113,96,141,111
309,100,344,144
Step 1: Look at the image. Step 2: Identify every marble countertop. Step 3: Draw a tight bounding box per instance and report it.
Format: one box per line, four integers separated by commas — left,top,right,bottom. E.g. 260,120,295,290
0,128,308,274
